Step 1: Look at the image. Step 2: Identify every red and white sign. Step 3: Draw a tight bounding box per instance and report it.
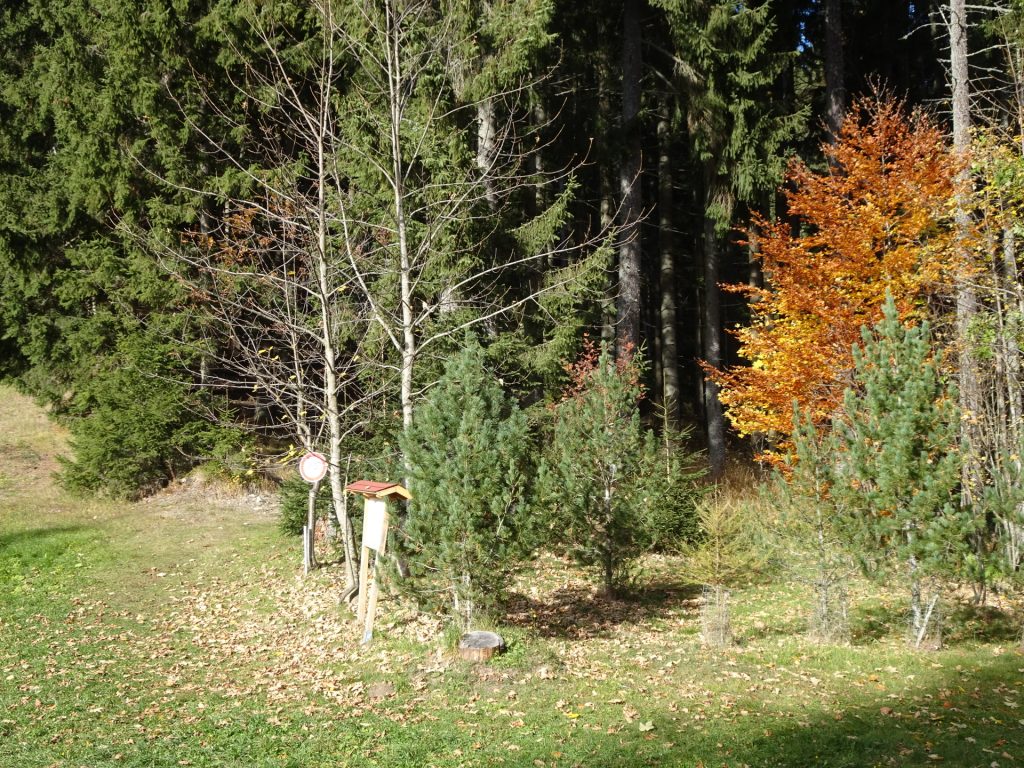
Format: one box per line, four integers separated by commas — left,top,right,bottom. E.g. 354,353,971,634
298,451,328,483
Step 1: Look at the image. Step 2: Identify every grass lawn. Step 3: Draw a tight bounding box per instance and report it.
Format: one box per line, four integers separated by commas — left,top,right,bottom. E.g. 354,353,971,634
2,385,1023,768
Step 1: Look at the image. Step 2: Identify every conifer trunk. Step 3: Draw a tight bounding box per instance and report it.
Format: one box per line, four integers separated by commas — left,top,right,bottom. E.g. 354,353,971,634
950,0,984,587
601,160,618,350
824,0,845,140
658,113,680,431
909,552,923,637
702,193,726,477
617,0,643,360
602,465,616,596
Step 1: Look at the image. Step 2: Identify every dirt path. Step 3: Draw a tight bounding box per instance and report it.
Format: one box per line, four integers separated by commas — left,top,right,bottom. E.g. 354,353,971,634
0,385,69,498
0,384,284,613
0,382,277,523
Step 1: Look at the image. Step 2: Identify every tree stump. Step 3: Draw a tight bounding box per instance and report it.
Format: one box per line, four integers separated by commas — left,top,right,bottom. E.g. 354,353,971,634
458,631,506,662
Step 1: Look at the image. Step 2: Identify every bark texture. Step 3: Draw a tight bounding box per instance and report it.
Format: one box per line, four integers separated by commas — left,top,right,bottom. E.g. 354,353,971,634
617,0,643,360
657,113,681,430
950,0,982,509
702,183,726,477
824,0,845,140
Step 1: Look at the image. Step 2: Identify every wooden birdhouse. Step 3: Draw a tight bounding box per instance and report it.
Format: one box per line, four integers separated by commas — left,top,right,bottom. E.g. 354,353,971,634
345,480,411,500
344,480,410,644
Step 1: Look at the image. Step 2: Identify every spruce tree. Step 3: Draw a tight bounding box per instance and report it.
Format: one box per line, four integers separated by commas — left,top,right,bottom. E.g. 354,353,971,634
399,339,532,629
0,0,244,494
653,0,806,475
831,294,969,646
540,343,696,595
781,408,854,642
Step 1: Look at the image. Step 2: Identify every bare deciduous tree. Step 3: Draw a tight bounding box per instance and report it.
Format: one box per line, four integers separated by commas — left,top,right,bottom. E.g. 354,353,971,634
144,0,614,599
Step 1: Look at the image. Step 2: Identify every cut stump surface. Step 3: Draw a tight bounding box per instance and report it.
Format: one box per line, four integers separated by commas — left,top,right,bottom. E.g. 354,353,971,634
458,631,506,662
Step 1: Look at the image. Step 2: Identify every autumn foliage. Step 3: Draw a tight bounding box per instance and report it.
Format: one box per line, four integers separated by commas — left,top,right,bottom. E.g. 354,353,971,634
711,97,966,455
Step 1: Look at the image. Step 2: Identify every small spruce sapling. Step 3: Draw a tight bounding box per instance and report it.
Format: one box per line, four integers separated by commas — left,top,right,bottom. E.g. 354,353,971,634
680,495,766,647
278,476,332,537
778,408,854,643
644,423,707,550
830,294,969,648
399,339,532,629
540,342,701,595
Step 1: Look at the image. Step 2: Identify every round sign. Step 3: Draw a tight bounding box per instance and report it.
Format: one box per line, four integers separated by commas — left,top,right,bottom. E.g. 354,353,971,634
298,451,328,483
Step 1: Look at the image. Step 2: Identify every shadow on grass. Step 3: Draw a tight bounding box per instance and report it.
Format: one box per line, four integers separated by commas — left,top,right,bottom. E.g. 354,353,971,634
694,653,1023,768
621,654,1019,767
503,582,701,639
849,598,905,643
945,602,1022,645
0,524,87,552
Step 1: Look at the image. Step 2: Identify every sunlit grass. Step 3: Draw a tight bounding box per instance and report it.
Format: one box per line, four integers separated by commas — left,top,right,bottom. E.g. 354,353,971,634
2,385,1023,767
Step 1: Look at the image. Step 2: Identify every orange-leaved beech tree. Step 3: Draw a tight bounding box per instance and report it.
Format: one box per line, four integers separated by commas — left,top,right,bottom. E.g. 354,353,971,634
710,96,967,457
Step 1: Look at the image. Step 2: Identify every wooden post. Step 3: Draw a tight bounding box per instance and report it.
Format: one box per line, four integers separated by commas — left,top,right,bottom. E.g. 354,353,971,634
356,544,371,623
362,508,389,644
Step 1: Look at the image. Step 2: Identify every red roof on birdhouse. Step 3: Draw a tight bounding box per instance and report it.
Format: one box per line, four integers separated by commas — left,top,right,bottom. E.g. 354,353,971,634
345,480,411,500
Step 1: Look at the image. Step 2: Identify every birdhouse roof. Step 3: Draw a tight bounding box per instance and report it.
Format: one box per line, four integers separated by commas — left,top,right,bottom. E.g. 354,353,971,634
344,480,411,500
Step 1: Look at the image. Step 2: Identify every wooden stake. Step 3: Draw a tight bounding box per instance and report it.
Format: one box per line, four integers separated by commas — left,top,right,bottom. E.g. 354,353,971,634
302,525,310,577
362,513,388,644
356,545,370,623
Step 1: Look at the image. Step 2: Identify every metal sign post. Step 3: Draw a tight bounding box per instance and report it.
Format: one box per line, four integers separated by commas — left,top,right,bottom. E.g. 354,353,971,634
298,452,328,575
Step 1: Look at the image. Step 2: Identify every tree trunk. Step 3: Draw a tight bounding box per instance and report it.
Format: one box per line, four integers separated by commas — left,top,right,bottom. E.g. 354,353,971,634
602,471,616,597
950,0,983,517
477,97,499,209
747,223,763,289
909,557,923,639
601,163,618,349
1002,228,1023,429
384,1,417,439
602,547,615,598
658,112,681,431
824,0,845,141
456,568,474,630
315,128,357,594
533,100,548,221
702,204,726,477
616,0,643,361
